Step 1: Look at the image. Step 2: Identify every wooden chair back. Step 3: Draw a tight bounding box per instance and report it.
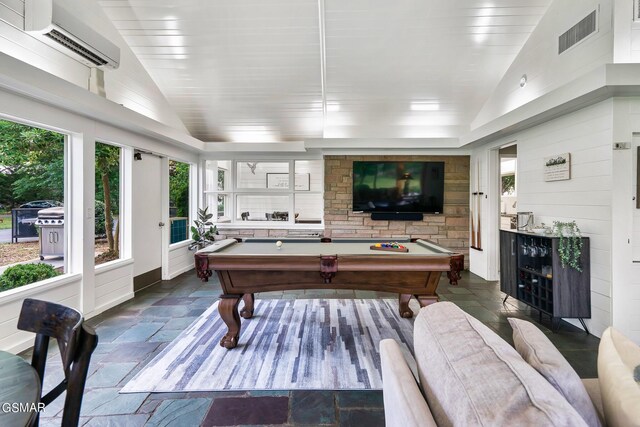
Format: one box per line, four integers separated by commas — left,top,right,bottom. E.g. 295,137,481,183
17,298,98,427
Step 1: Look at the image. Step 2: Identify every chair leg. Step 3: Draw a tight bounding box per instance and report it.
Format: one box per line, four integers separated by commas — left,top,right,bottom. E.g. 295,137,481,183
61,325,98,427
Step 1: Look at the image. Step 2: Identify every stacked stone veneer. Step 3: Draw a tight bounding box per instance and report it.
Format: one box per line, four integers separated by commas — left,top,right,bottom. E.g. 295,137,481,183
324,155,470,267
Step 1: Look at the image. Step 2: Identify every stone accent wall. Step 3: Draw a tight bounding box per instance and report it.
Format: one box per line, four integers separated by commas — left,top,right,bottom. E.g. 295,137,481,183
324,155,470,266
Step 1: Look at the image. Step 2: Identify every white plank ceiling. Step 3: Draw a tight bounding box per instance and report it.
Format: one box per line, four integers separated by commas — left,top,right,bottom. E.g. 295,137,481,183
98,0,551,143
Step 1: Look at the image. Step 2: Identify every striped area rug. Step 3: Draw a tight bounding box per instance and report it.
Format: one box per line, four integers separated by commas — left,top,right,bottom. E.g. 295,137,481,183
121,298,415,392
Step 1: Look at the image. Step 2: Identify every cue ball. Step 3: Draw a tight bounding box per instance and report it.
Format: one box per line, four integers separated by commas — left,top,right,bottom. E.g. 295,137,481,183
276,240,283,248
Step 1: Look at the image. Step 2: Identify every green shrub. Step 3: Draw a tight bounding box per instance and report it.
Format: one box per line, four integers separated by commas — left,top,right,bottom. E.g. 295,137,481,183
0,263,59,291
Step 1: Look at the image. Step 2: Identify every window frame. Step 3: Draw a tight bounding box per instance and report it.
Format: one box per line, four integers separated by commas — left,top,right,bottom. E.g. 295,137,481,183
168,159,194,247
0,115,71,286
203,157,324,228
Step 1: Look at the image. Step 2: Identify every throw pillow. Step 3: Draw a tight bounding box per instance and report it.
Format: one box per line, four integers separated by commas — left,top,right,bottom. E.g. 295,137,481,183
508,318,601,427
598,327,640,427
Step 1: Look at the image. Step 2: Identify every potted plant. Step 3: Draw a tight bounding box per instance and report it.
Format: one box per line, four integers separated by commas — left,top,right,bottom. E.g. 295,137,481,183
188,207,218,250
552,220,583,272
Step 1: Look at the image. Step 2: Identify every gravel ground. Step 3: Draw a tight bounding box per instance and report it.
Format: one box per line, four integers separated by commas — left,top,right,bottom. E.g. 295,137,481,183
0,240,113,267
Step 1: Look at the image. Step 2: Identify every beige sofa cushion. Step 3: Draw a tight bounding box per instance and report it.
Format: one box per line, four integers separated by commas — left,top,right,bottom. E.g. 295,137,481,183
508,318,601,427
598,327,640,427
581,378,605,426
380,339,436,427
414,302,587,427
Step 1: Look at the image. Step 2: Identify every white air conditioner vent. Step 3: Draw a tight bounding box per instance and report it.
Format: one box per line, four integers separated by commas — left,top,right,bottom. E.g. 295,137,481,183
25,0,120,69
45,29,109,67
558,10,597,54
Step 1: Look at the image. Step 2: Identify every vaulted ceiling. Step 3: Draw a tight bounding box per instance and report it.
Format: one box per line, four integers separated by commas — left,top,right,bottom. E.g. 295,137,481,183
98,0,551,143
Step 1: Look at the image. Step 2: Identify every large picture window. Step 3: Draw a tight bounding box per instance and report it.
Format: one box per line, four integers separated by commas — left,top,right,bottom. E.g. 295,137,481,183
204,159,323,225
0,119,67,292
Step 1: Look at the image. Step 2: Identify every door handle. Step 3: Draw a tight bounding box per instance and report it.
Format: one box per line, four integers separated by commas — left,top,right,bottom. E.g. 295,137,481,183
159,222,165,227
511,238,515,256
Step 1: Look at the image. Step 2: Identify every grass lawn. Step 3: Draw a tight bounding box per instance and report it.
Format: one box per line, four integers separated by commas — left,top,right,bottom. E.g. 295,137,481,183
0,215,10,230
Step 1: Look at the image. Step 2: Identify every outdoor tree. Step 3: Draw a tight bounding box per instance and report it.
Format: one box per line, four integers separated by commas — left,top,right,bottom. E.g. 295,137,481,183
169,160,190,217
0,120,64,206
95,143,120,256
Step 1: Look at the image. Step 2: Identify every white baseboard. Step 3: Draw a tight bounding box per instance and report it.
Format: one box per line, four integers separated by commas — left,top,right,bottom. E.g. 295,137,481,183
166,264,194,280
85,292,135,320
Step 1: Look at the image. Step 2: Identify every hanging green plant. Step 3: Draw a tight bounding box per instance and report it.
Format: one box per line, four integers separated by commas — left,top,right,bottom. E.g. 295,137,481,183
553,220,583,272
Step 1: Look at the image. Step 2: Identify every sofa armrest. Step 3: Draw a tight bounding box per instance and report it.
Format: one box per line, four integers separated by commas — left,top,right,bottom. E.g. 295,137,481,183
380,339,436,427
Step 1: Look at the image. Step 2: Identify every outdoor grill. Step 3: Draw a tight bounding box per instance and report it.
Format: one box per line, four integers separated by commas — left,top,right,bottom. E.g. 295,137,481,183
35,207,64,260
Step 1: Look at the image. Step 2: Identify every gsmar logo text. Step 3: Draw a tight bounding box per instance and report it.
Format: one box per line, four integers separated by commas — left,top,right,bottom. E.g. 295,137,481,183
2,402,46,413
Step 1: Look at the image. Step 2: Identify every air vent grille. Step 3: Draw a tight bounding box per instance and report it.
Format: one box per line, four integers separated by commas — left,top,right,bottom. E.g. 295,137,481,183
558,10,596,54
45,29,108,66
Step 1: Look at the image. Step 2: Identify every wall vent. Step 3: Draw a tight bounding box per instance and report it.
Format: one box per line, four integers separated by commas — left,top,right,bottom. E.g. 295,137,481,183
635,0,640,21
558,10,597,54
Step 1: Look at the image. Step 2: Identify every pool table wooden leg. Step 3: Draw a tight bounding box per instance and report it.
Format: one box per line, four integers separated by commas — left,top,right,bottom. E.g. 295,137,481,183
447,254,464,285
398,294,414,318
218,295,242,349
414,294,439,308
240,293,255,319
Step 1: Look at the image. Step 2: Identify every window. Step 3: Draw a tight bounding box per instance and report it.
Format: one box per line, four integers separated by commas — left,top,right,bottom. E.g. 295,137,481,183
203,159,323,225
95,142,121,265
501,158,516,196
0,119,67,291
169,160,191,243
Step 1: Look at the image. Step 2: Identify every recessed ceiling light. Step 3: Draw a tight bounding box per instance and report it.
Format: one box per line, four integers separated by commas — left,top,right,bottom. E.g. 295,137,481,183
327,103,340,112
410,102,440,111
520,74,527,88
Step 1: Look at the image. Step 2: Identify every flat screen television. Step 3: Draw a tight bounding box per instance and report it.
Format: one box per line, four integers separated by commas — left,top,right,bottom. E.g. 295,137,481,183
352,161,444,213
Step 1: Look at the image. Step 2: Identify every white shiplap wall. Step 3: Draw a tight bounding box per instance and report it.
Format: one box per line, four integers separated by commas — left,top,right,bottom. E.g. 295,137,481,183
0,276,82,353
611,97,640,344
167,242,194,280
473,0,613,129
94,260,134,314
0,0,23,29
473,100,614,338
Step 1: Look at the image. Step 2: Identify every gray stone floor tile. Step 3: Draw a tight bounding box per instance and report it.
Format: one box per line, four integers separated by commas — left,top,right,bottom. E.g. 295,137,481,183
83,413,150,426
291,390,335,425
161,317,198,330
338,408,385,427
145,398,212,426
113,323,164,343
80,389,147,416
86,362,137,388
336,391,384,408
148,329,182,342
101,342,161,363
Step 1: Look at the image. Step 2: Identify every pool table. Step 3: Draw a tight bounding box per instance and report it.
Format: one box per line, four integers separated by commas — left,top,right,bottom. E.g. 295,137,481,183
194,238,464,349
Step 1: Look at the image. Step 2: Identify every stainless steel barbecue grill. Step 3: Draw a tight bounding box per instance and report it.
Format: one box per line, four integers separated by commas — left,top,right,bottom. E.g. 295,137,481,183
35,207,64,260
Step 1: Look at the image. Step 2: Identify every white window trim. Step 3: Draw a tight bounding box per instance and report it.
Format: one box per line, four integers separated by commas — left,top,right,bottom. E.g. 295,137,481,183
204,159,324,227
168,160,195,248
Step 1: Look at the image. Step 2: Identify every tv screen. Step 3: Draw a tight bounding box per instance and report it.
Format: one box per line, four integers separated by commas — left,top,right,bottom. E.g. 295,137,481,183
352,161,444,213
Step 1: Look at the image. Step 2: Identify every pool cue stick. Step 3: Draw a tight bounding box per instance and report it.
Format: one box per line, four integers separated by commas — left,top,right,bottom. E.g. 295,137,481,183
476,162,482,250
470,193,476,249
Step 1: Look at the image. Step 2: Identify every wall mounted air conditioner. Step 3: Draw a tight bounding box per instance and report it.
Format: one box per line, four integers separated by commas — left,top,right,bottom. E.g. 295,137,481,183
24,0,120,69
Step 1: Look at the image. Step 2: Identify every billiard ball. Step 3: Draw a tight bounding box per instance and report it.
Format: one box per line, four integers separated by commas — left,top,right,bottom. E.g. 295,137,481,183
276,240,283,249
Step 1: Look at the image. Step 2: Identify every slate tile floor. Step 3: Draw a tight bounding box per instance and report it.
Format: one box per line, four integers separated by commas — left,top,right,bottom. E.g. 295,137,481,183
29,270,599,426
